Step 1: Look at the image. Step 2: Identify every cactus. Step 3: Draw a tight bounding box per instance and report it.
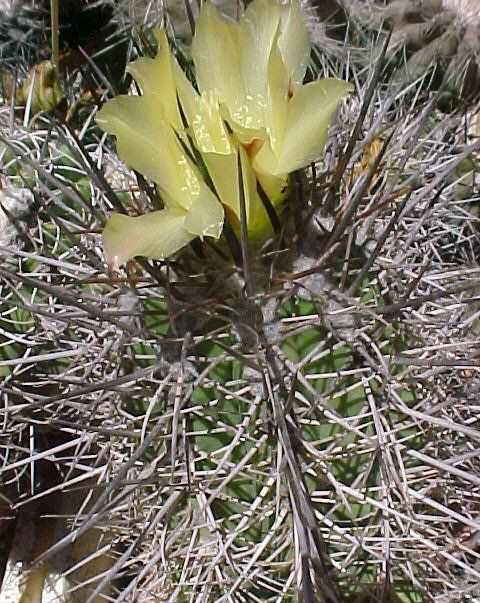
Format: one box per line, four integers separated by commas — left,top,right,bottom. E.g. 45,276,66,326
1,1,480,602
343,0,480,105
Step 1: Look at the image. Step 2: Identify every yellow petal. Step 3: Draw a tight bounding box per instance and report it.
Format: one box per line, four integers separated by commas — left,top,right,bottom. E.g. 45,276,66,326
192,3,243,122
239,144,272,238
103,209,194,269
97,97,215,212
175,63,231,155
174,62,250,225
126,30,182,130
193,1,277,143
202,150,241,214
239,0,310,89
278,0,310,88
256,171,289,207
183,188,224,239
264,30,289,156
237,0,282,132
103,194,224,269
192,92,232,154
255,78,352,175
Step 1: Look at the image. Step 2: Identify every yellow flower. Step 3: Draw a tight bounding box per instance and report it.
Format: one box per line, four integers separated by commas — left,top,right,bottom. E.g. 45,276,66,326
16,60,65,114
97,0,352,268
97,31,265,269
192,0,352,199
172,40,269,234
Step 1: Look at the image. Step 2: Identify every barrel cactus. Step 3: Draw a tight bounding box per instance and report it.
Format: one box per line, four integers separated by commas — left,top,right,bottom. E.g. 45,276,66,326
343,0,480,104
0,1,479,602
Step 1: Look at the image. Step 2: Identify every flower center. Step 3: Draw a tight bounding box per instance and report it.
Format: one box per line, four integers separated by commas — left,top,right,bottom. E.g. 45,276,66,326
244,138,264,159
